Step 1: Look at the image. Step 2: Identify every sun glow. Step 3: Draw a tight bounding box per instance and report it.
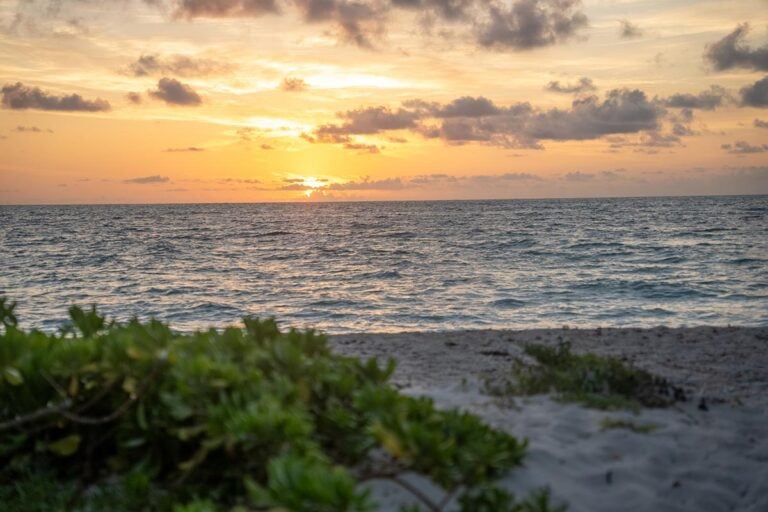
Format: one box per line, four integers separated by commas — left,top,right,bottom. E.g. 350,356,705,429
302,177,325,189
301,177,325,197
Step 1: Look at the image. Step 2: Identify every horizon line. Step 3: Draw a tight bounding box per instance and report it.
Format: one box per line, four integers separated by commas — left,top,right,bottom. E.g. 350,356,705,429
1,192,767,207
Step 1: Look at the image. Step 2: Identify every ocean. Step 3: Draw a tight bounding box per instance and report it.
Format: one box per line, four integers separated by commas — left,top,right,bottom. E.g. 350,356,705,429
1,196,766,333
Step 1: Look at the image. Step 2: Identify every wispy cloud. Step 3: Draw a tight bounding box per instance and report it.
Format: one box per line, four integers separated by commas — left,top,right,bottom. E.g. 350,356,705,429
164,146,205,152
124,175,170,184
721,141,768,154
280,77,307,92
14,125,52,133
545,77,596,94
618,19,643,39
128,54,234,77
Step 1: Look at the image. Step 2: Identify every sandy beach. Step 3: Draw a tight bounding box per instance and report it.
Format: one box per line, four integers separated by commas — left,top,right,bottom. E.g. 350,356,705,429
330,326,768,512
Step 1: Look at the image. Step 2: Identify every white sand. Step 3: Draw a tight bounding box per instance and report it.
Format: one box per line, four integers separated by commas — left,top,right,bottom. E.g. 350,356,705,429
330,327,768,512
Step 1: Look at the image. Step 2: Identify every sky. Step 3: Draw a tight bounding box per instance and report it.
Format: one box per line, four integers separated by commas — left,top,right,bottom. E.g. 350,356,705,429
1,0,767,203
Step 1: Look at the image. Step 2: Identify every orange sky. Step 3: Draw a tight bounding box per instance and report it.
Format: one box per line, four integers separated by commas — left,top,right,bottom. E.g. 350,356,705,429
1,0,767,203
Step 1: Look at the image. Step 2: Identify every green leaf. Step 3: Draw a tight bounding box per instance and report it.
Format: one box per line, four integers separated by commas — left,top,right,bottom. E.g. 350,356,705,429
3,367,23,386
48,434,81,456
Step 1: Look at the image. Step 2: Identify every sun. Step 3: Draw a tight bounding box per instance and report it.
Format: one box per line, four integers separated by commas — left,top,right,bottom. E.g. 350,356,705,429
302,177,325,189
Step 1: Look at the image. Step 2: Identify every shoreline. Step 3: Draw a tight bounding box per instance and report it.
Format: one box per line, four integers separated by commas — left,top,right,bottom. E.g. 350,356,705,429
330,326,768,511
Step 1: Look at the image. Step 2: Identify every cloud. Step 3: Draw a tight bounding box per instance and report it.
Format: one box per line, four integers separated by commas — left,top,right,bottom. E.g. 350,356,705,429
167,0,587,50
755,118,768,128
280,77,307,91
14,125,52,133
174,0,280,17
314,106,420,139
662,85,729,110
126,92,142,104
128,54,234,77
721,140,768,154
475,0,588,50
309,88,667,150
219,178,261,184
435,96,502,117
740,75,768,107
149,78,202,106
326,177,405,190
261,143,274,149
124,175,171,184
618,19,642,39
563,171,593,181
164,146,204,152
526,89,662,140
705,23,768,72
1,82,110,111
468,172,543,182
343,142,380,153
545,77,596,94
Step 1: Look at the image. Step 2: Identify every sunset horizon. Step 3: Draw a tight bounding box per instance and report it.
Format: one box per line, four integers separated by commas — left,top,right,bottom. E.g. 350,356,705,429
2,0,768,204
2,3,768,509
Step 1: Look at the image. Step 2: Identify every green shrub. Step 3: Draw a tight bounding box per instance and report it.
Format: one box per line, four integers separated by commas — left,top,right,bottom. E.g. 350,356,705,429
0,299,551,511
494,342,685,410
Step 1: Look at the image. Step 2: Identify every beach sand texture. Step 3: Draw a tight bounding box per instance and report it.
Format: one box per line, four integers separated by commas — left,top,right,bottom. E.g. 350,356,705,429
330,327,768,512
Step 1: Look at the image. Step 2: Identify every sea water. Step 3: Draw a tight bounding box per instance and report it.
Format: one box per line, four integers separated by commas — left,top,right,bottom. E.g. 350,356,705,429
1,196,766,333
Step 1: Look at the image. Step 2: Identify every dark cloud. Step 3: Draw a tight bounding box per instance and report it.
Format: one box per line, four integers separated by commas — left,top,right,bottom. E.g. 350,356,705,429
149,78,202,106
545,77,596,94
526,89,662,140
721,140,768,154
170,0,588,50
280,77,308,91
740,75,768,107
294,0,384,48
476,0,588,50
1,82,110,112
124,175,170,184
343,142,380,153
434,96,502,117
175,0,280,17
662,85,729,110
315,106,420,138
755,118,768,128
261,143,274,149
705,23,768,72
309,88,667,150
164,146,204,152
15,125,52,133
129,54,234,77
618,19,642,39
126,92,142,104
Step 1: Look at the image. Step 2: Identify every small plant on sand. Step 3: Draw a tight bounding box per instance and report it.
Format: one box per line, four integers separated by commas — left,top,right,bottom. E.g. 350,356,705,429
491,342,685,410
0,299,562,512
